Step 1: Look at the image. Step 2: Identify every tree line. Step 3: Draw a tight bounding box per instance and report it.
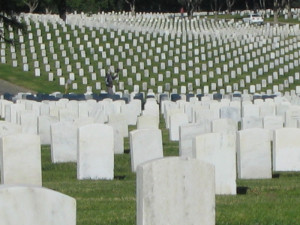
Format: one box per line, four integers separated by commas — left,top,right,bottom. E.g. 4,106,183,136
2,0,300,16
0,0,300,44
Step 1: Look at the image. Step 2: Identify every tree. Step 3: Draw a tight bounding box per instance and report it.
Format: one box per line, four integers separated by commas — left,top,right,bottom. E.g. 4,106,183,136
225,0,236,13
178,0,203,19
39,0,56,14
53,0,66,21
210,0,224,18
273,0,286,23
0,0,26,44
125,0,136,15
286,0,292,18
24,0,39,13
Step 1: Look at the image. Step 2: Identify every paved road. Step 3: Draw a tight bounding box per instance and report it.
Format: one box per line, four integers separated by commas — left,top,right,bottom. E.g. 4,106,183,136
0,79,36,95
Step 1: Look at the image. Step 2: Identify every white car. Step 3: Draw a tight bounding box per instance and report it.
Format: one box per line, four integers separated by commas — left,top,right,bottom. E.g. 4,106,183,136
243,14,264,25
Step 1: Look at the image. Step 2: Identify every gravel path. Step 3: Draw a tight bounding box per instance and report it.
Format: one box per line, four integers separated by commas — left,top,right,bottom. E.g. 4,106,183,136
0,79,36,96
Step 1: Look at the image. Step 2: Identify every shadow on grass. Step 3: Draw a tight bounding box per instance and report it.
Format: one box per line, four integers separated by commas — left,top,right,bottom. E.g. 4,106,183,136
114,175,126,180
272,173,280,178
237,186,249,195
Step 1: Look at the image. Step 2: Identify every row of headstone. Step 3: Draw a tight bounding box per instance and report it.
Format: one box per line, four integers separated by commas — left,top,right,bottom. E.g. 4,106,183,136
0,121,115,180
156,94,300,196
162,97,300,137
0,96,165,180
0,97,144,142
3,12,299,95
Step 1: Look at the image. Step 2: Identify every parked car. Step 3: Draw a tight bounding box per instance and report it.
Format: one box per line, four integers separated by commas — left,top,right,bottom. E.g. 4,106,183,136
243,13,264,25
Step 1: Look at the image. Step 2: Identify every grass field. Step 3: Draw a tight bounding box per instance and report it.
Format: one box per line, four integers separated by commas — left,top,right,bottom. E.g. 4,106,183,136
39,116,300,225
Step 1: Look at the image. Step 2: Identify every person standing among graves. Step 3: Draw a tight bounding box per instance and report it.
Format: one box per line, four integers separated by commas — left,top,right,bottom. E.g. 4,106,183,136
105,68,119,95
180,7,184,19
64,79,72,94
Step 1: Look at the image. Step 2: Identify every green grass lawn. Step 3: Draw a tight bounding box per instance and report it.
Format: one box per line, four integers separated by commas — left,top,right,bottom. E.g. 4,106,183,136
40,117,300,225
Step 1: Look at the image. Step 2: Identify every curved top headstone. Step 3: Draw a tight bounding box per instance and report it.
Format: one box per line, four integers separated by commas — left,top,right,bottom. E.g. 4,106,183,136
0,185,76,225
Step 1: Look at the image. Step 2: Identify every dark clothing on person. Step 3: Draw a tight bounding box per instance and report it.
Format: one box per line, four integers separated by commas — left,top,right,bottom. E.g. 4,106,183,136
106,70,118,95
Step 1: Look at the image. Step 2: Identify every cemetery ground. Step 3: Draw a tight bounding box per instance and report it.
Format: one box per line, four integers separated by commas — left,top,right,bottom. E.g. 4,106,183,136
38,116,300,225
1,67,300,224
1,12,300,224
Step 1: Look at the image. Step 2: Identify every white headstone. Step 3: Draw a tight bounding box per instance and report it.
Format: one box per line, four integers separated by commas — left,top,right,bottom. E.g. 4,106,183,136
107,119,124,154
273,128,300,171
263,116,284,140
179,123,211,157
237,128,272,179
212,118,237,134
130,128,163,172
0,121,22,137
137,114,159,130
220,106,241,122
0,186,76,225
137,157,215,225
38,116,59,145
285,107,300,128
51,121,77,163
242,103,260,118
77,124,114,180
19,111,38,134
108,113,128,138
169,112,189,141
121,100,141,125
193,132,236,195
0,134,42,186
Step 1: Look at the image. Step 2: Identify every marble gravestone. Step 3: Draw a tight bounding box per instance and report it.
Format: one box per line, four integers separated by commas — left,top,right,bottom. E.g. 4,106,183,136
0,121,22,137
169,112,189,141
242,104,260,118
59,108,78,122
19,110,38,134
130,128,163,172
285,107,300,128
237,128,272,179
0,134,42,186
179,123,211,157
108,113,128,138
0,185,76,225
51,121,77,163
38,115,59,145
194,108,216,123
143,100,160,118
212,118,237,134
121,100,141,125
137,114,159,129
137,157,215,225
220,106,241,123
193,132,236,195
241,116,263,129
0,99,13,118
107,119,124,154
77,124,114,180
273,128,300,171
263,115,284,140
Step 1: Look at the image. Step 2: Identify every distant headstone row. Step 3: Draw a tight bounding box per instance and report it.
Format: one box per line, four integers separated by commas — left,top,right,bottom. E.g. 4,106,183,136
1,12,300,95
